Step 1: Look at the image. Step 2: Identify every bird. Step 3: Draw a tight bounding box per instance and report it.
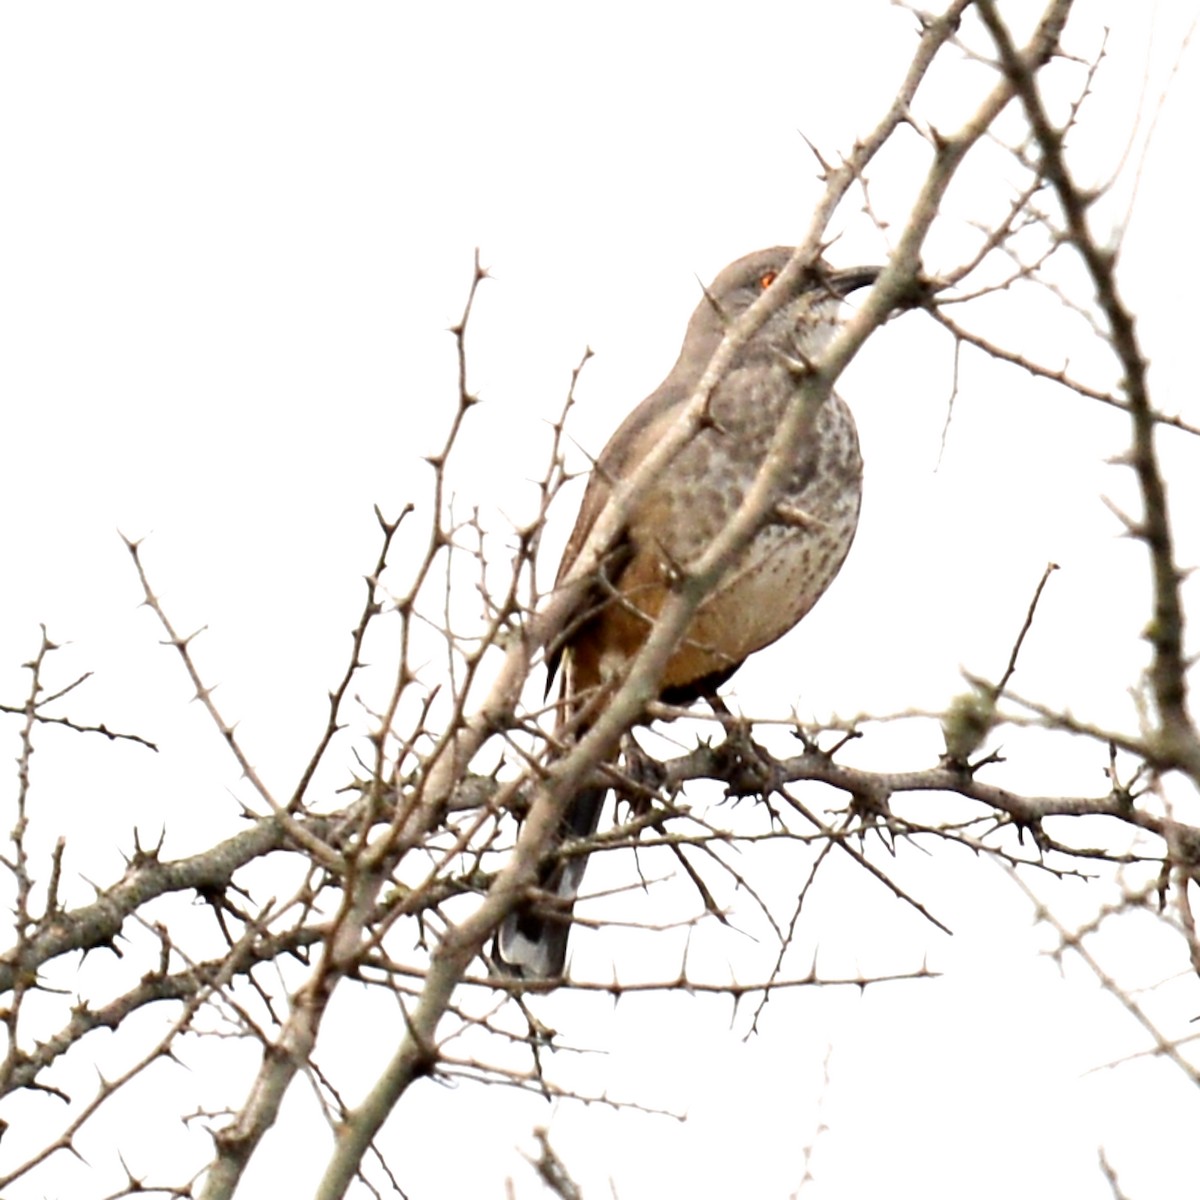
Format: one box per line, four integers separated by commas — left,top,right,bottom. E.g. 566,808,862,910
495,247,879,980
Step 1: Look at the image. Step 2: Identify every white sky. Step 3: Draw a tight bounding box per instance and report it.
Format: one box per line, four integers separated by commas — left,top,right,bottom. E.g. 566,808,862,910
3,3,1200,1198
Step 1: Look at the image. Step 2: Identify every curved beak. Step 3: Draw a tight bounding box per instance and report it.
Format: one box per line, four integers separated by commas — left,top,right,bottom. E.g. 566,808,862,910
828,266,882,297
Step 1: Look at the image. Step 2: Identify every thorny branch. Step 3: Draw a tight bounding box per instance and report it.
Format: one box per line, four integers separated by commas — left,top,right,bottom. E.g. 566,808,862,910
978,0,1198,772
4,2,1200,1197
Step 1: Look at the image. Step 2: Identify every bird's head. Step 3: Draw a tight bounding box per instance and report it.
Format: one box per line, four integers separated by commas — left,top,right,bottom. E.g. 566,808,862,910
681,246,880,377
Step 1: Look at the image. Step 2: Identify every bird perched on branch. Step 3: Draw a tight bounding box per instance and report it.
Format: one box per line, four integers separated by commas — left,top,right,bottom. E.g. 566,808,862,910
495,247,879,980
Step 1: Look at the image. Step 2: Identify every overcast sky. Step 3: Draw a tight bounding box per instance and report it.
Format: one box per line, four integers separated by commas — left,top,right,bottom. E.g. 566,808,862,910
3,3,1200,1198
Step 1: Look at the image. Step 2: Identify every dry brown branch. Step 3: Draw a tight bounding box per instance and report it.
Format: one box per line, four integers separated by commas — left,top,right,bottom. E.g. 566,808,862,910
5,3,1200,1196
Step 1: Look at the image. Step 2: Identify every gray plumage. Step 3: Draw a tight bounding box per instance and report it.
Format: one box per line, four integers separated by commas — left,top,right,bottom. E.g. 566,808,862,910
496,248,878,980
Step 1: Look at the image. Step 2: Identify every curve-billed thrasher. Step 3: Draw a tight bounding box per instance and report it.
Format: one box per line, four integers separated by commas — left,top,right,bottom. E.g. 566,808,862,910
496,247,879,979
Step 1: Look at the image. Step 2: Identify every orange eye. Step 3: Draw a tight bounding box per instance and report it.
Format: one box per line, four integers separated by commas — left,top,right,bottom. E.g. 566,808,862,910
758,270,778,290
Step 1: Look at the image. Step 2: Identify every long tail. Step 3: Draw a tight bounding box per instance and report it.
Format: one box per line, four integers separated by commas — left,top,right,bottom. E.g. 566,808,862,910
493,782,606,979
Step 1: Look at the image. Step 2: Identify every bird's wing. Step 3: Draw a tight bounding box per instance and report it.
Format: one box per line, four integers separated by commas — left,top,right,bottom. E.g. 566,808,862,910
545,385,688,692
